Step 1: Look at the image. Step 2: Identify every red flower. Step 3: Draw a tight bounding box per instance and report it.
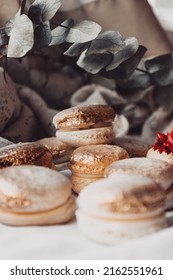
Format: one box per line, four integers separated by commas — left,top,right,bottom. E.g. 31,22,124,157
152,130,173,155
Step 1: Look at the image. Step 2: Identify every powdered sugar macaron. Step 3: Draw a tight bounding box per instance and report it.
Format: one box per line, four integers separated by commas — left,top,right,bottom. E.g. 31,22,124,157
0,165,75,226
105,157,173,210
76,174,167,245
53,105,116,147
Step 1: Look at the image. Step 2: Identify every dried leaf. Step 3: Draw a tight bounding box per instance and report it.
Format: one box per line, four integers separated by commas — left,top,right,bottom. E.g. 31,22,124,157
20,0,27,14
34,21,52,49
0,30,9,46
7,15,34,58
145,54,173,86
50,19,74,46
101,45,147,80
5,8,21,36
77,51,112,74
154,85,173,110
86,31,125,55
66,20,102,43
118,69,152,89
64,41,91,56
106,37,139,71
28,0,61,24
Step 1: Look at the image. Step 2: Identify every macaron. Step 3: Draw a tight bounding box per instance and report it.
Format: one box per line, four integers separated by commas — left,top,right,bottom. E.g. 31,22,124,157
70,144,129,193
0,165,75,226
76,174,167,245
147,130,173,165
35,137,74,170
53,104,116,147
104,157,173,210
113,137,149,157
0,142,54,169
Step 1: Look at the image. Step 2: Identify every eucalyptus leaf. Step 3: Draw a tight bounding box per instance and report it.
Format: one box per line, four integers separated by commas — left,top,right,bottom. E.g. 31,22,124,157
145,54,173,86
106,37,139,71
86,31,125,55
118,69,152,89
50,19,74,46
21,0,27,14
0,45,8,58
77,50,112,74
34,21,52,49
28,0,61,24
64,41,91,56
154,85,173,110
101,45,147,80
5,8,21,36
7,15,34,58
0,30,9,46
66,20,102,43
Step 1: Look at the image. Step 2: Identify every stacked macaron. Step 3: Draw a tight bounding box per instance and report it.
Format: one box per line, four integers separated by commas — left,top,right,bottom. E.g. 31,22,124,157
0,142,54,169
76,174,167,245
0,165,75,226
104,157,173,210
53,105,116,147
70,144,129,193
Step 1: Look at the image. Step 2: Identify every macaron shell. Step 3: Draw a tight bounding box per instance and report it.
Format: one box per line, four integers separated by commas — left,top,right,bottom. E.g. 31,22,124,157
113,137,149,157
36,137,74,160
70,144,129,175
0,142,53,168
53,105,115,129
0,196,75,226
71,174,102,194
77,174,165,220
0,165,72,213
56,126,115,147
147,148,173,165
105,157,173,191
76,210,167,245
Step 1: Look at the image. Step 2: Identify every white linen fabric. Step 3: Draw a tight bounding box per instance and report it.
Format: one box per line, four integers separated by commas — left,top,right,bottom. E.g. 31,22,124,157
0,212,173,260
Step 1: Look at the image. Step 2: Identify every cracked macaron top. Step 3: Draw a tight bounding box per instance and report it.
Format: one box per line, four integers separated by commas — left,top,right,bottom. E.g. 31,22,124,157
70,144,129,175
0,142,53,169
53,104,115,130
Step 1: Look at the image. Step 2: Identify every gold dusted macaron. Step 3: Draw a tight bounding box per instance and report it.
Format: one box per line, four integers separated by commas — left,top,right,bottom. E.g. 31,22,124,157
35,137,74,170
53,104,116,147
70,144,129,193
0,142,53,169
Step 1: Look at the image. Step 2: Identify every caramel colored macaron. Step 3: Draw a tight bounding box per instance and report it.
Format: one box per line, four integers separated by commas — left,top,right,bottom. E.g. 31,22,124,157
76,174,167,245
0,142,53,169
35,137,74,170
105,157,173,210
0,165,75,226
70,144,129,193
113,137,149,157
53,105,116,147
